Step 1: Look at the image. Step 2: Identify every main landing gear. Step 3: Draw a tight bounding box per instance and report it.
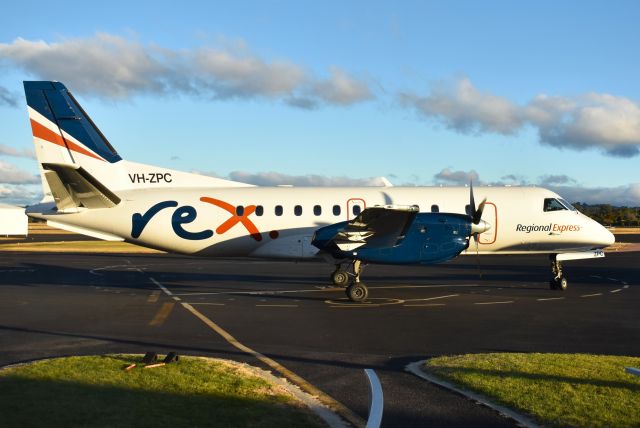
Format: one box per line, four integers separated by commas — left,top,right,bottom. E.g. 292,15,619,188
331,260,368,302
549,255,568,290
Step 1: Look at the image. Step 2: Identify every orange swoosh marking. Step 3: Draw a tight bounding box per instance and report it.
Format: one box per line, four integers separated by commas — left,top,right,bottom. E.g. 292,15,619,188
30,119,104,161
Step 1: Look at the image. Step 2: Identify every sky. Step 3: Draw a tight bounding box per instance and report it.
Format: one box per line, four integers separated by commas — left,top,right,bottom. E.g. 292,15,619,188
0,0,639,206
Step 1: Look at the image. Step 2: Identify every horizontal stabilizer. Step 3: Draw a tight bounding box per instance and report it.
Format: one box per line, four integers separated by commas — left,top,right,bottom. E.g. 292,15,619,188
42,163,121,210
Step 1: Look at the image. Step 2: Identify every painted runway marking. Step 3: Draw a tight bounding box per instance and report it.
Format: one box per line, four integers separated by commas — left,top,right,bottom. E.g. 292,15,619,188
172,287,343,297
146,275,363,427
623,285,629,289
149,302,175,326
607,277,618,282
256,304,299,308
610,289,623,293
147,290,160,303
187,302,225,306
580,293,602,298
537,297,565,301
325,298,404,307
148,276,182,302
404,303,446,307
404,294,459,302
474,301,514,305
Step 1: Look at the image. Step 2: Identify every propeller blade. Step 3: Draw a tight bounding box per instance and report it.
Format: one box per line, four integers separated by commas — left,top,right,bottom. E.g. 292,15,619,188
469,181,476,216
473,197,487,224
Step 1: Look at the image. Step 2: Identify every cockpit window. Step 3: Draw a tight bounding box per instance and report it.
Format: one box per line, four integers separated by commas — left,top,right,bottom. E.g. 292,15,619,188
558,198,577,211
544,198,567,212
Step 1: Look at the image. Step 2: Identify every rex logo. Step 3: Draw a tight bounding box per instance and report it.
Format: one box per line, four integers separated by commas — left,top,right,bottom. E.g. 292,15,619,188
131,197,262,241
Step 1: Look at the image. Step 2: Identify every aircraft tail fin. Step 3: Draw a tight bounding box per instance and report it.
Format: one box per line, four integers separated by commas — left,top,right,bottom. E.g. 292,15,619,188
23,81,252,200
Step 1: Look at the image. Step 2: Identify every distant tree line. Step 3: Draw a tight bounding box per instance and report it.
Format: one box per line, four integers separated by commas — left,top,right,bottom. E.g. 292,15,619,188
573,203,640,227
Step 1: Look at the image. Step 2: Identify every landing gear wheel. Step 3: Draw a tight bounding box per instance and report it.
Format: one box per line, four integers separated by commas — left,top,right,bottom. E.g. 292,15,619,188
550,277,568,290
346,283,368,302
331,270,350,287
557,277,568,291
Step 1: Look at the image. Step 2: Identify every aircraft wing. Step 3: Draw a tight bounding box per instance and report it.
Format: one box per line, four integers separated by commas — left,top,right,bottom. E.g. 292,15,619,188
331,206,419,251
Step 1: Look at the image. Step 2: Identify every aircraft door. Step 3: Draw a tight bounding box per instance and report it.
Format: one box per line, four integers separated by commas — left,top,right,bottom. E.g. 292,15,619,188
478,202,497,245
346,198,366,220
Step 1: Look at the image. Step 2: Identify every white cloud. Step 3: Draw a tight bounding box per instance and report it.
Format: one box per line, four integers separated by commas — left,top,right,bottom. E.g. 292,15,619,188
0,160,39,184
433,168,480,185
400,77,523,135
401,77,640,157
537,174,577,187
528,93,640,157
228,171,389,187
0,33,374,107
0,143,36,159
0,184,41,205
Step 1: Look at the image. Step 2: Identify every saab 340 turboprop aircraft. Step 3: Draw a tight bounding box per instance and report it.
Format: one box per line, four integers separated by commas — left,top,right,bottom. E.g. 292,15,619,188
22,81,614,301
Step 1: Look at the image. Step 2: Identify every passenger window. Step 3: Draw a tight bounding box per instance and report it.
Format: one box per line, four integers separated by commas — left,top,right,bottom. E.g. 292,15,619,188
275,205,283,216
333,205,341,216
294,205,303,216
431,204,439,213
236,205,244,216
543,198,567,212
313,205,322,216
352,205,361,216
255,205,263,216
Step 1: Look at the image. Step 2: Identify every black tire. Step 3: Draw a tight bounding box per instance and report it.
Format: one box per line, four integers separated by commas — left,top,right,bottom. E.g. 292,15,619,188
346,283,368,302
332,270,350,286
549,280,558,290
558,277,568,291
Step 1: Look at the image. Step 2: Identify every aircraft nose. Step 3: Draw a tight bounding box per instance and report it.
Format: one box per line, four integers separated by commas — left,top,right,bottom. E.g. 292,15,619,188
593,226,615,248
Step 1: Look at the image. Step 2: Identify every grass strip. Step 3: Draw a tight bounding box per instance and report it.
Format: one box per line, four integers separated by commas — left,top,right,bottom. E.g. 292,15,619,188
0,355,325,428
424,353,640,428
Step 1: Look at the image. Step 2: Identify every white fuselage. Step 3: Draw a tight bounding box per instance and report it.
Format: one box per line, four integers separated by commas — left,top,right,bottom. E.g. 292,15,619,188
27,185,615,260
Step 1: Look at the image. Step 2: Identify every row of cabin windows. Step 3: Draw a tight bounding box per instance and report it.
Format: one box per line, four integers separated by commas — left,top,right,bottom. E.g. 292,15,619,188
235,204,441,217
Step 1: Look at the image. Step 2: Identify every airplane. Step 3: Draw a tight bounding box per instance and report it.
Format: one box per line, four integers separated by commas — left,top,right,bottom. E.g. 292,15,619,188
22,81,615,301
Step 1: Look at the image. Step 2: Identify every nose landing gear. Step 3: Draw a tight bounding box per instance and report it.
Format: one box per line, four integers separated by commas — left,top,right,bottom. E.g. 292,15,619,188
550,255,568,290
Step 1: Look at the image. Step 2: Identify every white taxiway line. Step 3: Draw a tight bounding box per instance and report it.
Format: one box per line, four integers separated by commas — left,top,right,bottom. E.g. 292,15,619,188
405,294,459,302
255,304,299,308
610,289,622,293
187,302,226,306
364,369,383,428
580,293,602,298
536,297,565,301
145,274,360,428
474,301,514,305
404,303,446,307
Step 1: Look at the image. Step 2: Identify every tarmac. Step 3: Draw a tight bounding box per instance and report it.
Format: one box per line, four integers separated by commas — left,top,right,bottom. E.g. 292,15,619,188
1,245,638,427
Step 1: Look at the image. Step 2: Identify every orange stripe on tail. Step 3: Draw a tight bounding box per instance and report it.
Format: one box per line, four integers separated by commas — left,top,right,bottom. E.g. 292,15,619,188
30,119,105,162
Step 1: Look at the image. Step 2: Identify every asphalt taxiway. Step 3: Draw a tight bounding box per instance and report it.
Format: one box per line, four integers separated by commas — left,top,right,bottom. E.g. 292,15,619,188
1,250,638,427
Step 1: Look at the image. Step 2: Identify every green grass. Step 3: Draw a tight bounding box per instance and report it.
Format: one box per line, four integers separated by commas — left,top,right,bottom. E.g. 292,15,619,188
424,353,640,428
0,355,325,428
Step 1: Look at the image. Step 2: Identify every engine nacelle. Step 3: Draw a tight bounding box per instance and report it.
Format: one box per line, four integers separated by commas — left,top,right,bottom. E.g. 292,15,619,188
312,213,472,265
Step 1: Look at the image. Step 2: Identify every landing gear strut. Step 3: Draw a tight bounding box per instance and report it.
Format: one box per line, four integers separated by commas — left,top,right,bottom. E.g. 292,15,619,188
345,260,368,302
549,255,568,290
331,260,369,302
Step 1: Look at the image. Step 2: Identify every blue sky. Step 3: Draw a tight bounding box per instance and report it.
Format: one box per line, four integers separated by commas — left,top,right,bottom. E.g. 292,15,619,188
1,0,639,205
